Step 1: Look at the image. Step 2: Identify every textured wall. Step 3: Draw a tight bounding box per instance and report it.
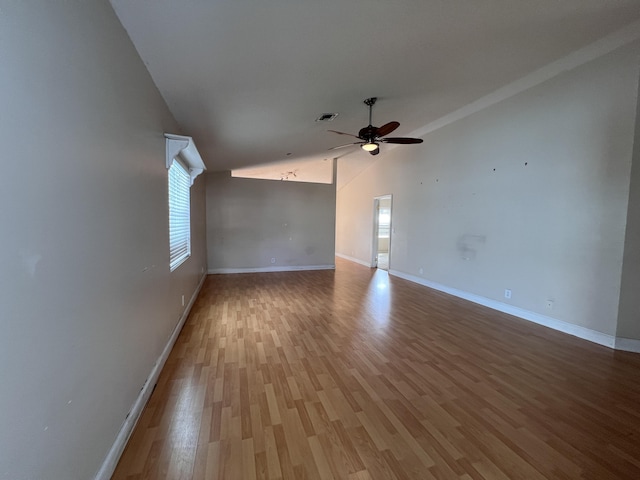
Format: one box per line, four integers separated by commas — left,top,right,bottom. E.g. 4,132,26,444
0,1,206,478
337,41,640,336
617,72,640,341
206,173,336,271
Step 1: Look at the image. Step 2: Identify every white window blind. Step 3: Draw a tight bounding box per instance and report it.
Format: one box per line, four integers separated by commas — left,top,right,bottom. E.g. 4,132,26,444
168,159,191,271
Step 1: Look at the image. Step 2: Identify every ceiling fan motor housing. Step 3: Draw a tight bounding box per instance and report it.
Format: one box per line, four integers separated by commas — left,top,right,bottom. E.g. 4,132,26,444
358,125,378,141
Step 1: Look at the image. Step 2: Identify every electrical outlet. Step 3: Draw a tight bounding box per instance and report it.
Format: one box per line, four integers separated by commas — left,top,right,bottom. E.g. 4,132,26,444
181,295,185,306
271,257,276,264
419,267,424,275
504,289,512,299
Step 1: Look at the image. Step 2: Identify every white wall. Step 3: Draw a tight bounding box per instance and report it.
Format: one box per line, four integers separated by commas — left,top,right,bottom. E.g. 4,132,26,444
206,172,336,271
337,41,640,338
618,76,640,341
0,2,206,478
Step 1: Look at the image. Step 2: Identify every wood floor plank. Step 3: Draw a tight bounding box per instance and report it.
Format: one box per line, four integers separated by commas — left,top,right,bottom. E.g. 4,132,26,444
308,434,335,480
112,258,640,479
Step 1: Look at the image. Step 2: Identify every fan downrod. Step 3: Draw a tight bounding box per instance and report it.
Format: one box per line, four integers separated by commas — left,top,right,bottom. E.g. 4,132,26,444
363,97,377,129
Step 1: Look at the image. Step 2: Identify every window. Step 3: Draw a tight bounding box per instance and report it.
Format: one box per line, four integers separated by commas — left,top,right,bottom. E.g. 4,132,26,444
165,133,206,271
168,159,191,271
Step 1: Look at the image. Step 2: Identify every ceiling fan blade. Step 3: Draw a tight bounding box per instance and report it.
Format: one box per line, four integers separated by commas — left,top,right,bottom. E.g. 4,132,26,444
329,142,364,150
328,129,361,139
381,137,423,144
375,121,400,137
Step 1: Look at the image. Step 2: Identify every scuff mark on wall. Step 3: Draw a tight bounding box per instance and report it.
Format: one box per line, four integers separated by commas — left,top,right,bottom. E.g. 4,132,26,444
456,234,486,260
19,249,42,278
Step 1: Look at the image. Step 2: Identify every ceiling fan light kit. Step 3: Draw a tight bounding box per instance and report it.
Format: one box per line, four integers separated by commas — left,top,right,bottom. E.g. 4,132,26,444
329,97,423,155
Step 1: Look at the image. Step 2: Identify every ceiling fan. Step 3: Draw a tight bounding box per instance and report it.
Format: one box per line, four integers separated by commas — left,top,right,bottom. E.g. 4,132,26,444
328,97,423,155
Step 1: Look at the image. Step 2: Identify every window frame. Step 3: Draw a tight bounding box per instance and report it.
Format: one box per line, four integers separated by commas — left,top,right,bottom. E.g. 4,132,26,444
165,134,206,272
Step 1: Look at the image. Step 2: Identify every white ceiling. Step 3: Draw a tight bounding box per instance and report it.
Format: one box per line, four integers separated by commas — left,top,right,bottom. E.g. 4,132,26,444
110,0,640,183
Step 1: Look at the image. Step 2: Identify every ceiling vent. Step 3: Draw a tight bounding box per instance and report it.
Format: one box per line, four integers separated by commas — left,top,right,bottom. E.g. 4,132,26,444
315,113,339,122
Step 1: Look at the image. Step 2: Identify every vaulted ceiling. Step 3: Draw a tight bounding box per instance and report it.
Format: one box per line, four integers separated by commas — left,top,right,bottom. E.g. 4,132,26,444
110,0,640,182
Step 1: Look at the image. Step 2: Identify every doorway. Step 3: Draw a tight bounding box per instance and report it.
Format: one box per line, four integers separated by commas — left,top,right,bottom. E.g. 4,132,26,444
373,195,392,270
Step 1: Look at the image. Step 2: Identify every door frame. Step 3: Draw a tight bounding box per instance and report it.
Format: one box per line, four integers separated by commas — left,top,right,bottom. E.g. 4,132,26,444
372,194,393,269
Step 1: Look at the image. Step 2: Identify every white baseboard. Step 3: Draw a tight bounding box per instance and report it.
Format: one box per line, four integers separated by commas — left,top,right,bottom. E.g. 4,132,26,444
388,269,621,350
208,264,335,274
335,253,373,268
94,272,207,480
615,337,640,353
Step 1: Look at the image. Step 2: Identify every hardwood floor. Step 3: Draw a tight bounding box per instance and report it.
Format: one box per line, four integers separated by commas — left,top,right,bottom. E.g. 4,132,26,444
112,258,640,479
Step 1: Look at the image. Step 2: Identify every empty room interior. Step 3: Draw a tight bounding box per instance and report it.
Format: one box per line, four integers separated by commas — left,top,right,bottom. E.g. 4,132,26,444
2,1,640,479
